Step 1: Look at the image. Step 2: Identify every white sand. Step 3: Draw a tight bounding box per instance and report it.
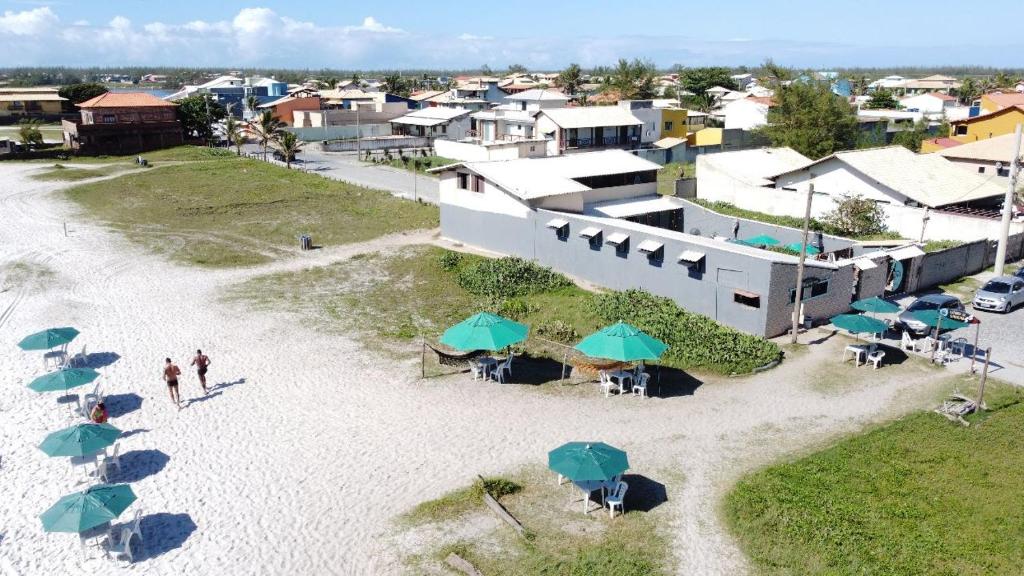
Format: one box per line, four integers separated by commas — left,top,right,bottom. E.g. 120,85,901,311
0,161,953,575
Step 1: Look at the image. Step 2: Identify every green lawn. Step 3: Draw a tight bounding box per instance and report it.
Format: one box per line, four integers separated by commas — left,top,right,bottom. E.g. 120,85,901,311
63,147,438,267
0,124,63,141
379,154,456,173
230,245,782,377
725,377,1024,576
657,162,694,195
402,467,675,576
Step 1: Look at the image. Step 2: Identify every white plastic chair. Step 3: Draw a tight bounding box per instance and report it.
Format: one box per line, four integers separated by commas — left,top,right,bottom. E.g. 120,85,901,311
105,528,134,564
70,344,88,368
104,442,121,470
900,332,917,352
605,480,629,519
867,350,885,369
490,354,514,383
632,373,651,397
599,371,617,397
125,509,143,545
468,360,487,380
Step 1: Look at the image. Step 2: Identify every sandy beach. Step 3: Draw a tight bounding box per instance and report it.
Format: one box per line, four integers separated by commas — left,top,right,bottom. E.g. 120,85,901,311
0,161,956,575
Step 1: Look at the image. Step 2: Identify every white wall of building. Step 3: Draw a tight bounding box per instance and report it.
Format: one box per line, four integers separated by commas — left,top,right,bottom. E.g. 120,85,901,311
438,171,532,218
773,160,912,205
723,99,769,130
898,94,954,115
434,138,547,162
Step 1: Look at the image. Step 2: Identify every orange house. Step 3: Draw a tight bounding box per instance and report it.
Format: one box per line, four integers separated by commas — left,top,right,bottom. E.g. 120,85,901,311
258,92,321,126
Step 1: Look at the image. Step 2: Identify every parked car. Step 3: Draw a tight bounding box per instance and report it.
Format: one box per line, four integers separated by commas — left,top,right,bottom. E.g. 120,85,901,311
1014,267,1024,281
895,294,965,336
972,275,1024,313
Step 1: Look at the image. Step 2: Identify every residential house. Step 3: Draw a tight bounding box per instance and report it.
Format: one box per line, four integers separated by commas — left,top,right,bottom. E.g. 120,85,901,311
257,90,321,127
166,76,288,117
618,100,662,144
897,75,961,95
534,106,642,155
657,105,690,139
389,107,472,139
731,73,755,90
723,96,773,130
948,105,1024,144
500,89,569,112
696,147,812,206
936,132,1023,182
868,75,906,91
408,90,445,109
977,92,1024,115
0,87,66,119
62,92,183,155
432,149,860,337
899,92,958,116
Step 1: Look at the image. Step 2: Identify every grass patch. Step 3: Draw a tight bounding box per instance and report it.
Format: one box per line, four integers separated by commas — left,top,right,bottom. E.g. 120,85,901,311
657,162,694,195
231,246,781,377
403,476,522,525
725,377,1023,576
923,239,964,253
939,276,981,302
377,154,455,173
405,467,674,576
64,151,438,267
690,199,904,241
32,163,139,181
0,260,57,292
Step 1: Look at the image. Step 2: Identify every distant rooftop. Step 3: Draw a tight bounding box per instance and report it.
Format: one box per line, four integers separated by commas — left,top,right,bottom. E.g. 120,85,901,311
538,106,642,129
78,92,176,108
504,89,570,102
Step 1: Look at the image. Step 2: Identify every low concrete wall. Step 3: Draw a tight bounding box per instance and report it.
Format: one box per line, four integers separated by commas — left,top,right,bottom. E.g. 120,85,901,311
319,135,429,152
289,124,392,142
434,139,547,162
905,233,1024,293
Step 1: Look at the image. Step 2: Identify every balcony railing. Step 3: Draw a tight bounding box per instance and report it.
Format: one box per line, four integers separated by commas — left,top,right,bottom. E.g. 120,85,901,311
566,136,638,149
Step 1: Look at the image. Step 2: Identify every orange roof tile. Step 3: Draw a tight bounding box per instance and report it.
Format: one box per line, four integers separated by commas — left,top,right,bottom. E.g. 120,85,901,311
985,92,1024,110
78,92,177,108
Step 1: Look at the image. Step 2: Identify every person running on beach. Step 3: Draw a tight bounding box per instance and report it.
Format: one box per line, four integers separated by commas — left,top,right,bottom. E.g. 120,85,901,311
163,358,182,409
191,349,211,395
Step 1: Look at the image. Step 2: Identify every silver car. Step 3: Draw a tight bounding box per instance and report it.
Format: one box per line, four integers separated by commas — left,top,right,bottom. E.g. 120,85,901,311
973,276,1024,313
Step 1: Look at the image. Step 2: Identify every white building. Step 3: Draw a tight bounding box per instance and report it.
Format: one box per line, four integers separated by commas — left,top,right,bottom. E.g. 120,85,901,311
868,75,906,90
696,147,811,205
731,73,755,90
617,100,662,144
722,97,773,130
500,89,569,112
534,106,642,156
389,107,473,139
898,92,958,116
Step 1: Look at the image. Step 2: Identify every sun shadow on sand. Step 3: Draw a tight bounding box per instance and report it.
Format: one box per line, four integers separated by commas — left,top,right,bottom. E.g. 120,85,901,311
186,391,223,407
621,474,668,512
134,513,197,562
651,367,703,398
84,352,121,368
508,355,567,386
208,377,246,393
118,428,150,439
105,393,143,418
110,449,170,483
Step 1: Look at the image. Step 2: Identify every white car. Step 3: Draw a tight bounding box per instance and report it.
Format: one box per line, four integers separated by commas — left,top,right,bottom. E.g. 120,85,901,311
972,276,1024,313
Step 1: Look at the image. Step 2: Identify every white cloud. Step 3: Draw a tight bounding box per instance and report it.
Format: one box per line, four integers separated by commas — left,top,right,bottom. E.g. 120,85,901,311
0,6,58,36
72,19,88,27
347,16,401,34
458,33,493,41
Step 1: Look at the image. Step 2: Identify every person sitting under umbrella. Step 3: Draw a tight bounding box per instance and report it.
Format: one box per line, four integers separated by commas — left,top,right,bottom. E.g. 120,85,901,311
89,402,108,424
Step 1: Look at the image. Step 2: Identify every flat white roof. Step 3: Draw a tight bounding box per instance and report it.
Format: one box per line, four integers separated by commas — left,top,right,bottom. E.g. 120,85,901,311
699,147,811,187
456,150,661,201
539,106,642,129
505,89,570,102
391,107,470,126
587,195,686,218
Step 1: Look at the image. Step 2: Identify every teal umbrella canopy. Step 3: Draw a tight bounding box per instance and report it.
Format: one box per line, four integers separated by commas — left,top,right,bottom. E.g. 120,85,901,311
852,297,900,314
784,242,821,255
18,327,79,351
27,368,100,393
40,484,136,533
39,423,120,458
831,314,888,335
739,234,779,247
439,312,529,351
574,322,668,362
912,310,970,330
548,442,629,482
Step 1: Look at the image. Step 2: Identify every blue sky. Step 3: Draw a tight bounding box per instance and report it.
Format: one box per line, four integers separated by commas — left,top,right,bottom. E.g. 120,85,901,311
1,0,1021,69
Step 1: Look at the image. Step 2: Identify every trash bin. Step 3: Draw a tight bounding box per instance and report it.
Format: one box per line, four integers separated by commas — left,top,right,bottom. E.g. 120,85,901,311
299,235,312,250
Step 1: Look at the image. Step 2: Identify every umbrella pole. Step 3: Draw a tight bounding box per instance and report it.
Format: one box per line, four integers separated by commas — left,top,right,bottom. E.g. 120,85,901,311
931,314,943,363
969,323,981,374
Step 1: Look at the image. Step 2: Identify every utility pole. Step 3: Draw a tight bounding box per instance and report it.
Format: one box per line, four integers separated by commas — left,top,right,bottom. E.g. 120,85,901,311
791,183,814,344
993,123,1022,276
919,207,930,243
355,105,361,158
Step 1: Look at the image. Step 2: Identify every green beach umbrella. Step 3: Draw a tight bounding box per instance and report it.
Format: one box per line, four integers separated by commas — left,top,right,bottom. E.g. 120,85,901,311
783,242,821,255
18,327,79,351
440,312,529,351
40,484,136,533
574,322,667,362
739,234,779,246
912,310,970,330
830,314,888,335
39,423,120,458
548,442,629,482
27,367,100,393
851,297,900,315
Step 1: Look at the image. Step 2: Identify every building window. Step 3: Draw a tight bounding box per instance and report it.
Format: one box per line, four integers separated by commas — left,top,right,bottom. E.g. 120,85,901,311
440,124,447,134
954,125,968,136
664,121,673,131
998,166,1010,177
734,290,761,308
457,173,469,190
790,278,830,303
471,175,484,192
102,114,116,123
978,166,986,174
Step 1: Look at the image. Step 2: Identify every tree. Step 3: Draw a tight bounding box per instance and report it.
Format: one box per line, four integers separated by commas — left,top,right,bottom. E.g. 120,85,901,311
224,115,246,156
662,84,679,101
679,67,735,95
755,79,859,159
821,194,888,237
865,88,898,110
891,118,934,152
273,131,302,169
479,64,493,76
758,59,791,84
245,95,261,118
955,77,981,106
57,83,108,106
604,58,657,100
176,94,227,142
381,73,409,97
248,109,283,160
555,63,583,98
507,64,528,75
17,119,43,149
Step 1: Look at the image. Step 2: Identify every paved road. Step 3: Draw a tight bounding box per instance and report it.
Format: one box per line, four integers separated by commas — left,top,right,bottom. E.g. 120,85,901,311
244,144,439,205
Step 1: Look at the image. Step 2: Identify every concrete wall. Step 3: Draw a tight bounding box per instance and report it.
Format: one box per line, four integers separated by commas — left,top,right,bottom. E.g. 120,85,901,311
290,124,392,142
434,138,546,162
319,135,428,152
904,233,1024,293
764,261,857,337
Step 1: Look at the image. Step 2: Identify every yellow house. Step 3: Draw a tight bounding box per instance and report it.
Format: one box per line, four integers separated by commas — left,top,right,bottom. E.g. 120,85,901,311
659,107,689,139
948,105,1024,144
688,127,722,148
0,87,66,117
978,92,1024,115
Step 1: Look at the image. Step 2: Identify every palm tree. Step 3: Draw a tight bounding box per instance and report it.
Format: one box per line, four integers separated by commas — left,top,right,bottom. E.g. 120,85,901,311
556,63,583,100
247,110,283,161
224,115,245,156
382,73,407,96
273,131,302,169
245,95,261,119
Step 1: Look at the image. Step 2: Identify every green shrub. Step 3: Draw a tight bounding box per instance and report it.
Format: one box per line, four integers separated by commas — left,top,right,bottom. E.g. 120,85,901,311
497,298,534,321
457,257,572,299
438,250,463,271
594,289,781,374
536,320,580,343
